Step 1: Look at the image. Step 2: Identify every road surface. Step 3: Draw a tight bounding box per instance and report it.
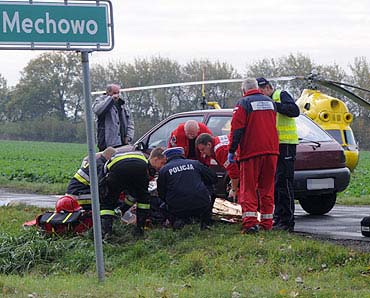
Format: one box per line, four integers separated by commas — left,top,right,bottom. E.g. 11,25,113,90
1,189,369,241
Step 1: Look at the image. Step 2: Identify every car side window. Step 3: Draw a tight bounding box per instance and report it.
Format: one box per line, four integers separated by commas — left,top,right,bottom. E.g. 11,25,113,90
148,116,204,149
206,116,231,136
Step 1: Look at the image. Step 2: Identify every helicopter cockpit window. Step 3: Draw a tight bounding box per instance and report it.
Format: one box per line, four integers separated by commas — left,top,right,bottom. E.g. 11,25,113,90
344,130,356,145
206,116,231,136
326,130,343,145
297,115,333,142
147,115,204,149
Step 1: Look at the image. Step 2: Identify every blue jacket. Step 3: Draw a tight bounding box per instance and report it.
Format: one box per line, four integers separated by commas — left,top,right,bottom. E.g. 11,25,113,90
157,156,217,213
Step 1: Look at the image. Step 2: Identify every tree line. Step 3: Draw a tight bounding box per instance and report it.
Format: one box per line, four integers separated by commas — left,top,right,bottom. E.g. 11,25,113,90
0,52,369,148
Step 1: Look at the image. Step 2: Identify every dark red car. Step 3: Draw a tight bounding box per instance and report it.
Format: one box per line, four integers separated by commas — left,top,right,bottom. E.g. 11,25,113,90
124,109,350,215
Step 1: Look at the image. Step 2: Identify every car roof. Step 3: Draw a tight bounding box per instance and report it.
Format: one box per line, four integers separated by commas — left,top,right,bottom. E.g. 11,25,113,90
171,108,233,116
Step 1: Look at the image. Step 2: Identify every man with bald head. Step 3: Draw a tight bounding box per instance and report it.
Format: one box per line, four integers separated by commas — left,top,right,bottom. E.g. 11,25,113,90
168,119,213,166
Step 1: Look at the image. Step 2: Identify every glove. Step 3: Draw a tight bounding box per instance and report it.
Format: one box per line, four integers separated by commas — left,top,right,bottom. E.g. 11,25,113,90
228,188,237,203
227,152,235,163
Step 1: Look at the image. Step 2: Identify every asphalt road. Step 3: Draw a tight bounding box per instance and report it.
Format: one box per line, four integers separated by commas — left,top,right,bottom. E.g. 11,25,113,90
1,189,369,242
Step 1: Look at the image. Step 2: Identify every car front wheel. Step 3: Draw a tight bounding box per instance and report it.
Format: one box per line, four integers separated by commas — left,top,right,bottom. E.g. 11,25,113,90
298,193,337,215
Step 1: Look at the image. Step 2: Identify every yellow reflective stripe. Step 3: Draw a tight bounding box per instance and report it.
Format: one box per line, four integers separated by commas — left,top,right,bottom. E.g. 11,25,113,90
73,172,90,186
107,154,148,170
77,199,91,206
62,213,73,223
137,203,150,210
100,210,115,216
46,213,57,223
124,198,135,206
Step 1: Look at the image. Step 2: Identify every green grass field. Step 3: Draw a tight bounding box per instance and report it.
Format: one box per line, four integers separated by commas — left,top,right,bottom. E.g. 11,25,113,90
0,140,369,205
0,205,370,297
0,140,86,194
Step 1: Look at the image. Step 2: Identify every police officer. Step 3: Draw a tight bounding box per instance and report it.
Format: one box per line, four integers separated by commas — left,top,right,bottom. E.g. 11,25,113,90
157,147,217,230
100,147,166,237
66,147,116,210
257,77,299,232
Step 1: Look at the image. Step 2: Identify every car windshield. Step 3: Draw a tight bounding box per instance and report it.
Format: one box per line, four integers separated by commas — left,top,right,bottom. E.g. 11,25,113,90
206,114,333,143
297,115,333,142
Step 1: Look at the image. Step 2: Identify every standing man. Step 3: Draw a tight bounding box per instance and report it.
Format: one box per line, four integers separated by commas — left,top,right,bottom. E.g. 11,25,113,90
93,84,134,151
100,147,166,237
257,77,300,232
195,133,240,201
168,120,213,166
228,78,279,233
157,147,217,230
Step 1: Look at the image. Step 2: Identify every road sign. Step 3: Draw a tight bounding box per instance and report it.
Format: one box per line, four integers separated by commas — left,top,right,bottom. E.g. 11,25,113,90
0,0,113,51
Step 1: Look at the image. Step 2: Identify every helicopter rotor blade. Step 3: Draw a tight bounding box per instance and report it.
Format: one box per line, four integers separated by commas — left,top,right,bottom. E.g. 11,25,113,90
267,76,300,82
91,78,244,95
322,80,370,94
313,79,370,109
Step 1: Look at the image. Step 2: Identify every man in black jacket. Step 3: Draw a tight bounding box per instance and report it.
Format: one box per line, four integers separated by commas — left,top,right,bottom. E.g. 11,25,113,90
157,147,217,229
257,77,300,232
100,147,166,237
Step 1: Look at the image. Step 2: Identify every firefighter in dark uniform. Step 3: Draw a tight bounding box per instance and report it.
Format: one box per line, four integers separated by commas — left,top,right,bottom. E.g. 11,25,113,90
157,147,217,230
66,147,116,210
257,77,299,232
100,147,166,236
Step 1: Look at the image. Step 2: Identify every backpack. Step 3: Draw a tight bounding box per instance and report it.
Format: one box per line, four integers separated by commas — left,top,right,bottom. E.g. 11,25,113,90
36,210,93,235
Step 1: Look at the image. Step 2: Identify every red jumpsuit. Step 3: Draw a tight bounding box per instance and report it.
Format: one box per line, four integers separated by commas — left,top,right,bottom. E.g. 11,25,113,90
229,89,279,230
212,135,239,180
168,122,212,166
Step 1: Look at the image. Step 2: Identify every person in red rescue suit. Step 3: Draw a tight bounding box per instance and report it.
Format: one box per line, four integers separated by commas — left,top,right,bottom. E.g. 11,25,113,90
168,120,213,166
65,147,117,211
195,133,240,201
257,77,300,232
99,147,166,237
228,78,279,233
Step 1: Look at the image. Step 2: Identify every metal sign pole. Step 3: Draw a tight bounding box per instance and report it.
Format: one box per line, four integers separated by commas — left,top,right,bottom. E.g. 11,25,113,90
81,50,105,282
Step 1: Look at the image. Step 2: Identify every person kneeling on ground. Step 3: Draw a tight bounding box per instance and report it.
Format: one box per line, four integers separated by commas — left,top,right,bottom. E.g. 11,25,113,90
66,147,116,210
157,147,217,230
100,147,166,237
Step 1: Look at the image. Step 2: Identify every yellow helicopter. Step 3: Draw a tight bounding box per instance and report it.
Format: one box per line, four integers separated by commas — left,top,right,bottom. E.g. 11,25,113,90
275,74,370,172
296,89,358,171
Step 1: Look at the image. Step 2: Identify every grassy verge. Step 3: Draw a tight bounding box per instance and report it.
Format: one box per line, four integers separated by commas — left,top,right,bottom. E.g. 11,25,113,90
0,176,66,195
338,151,370,205
0,205,370,297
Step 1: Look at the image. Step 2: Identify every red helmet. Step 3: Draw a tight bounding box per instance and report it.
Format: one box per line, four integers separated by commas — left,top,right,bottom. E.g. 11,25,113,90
55,195,82,213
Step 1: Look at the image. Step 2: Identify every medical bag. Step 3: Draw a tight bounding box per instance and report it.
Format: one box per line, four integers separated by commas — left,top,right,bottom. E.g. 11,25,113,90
36,210,93,235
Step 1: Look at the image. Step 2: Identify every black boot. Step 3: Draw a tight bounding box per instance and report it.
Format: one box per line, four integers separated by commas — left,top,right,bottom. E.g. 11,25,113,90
101,215,114,238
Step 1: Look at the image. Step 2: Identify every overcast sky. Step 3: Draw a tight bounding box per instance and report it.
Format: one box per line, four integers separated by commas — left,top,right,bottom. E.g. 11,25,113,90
1,0,370,86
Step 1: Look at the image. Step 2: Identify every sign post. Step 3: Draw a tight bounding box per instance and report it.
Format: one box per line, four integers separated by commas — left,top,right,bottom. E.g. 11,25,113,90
0,0,114,282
